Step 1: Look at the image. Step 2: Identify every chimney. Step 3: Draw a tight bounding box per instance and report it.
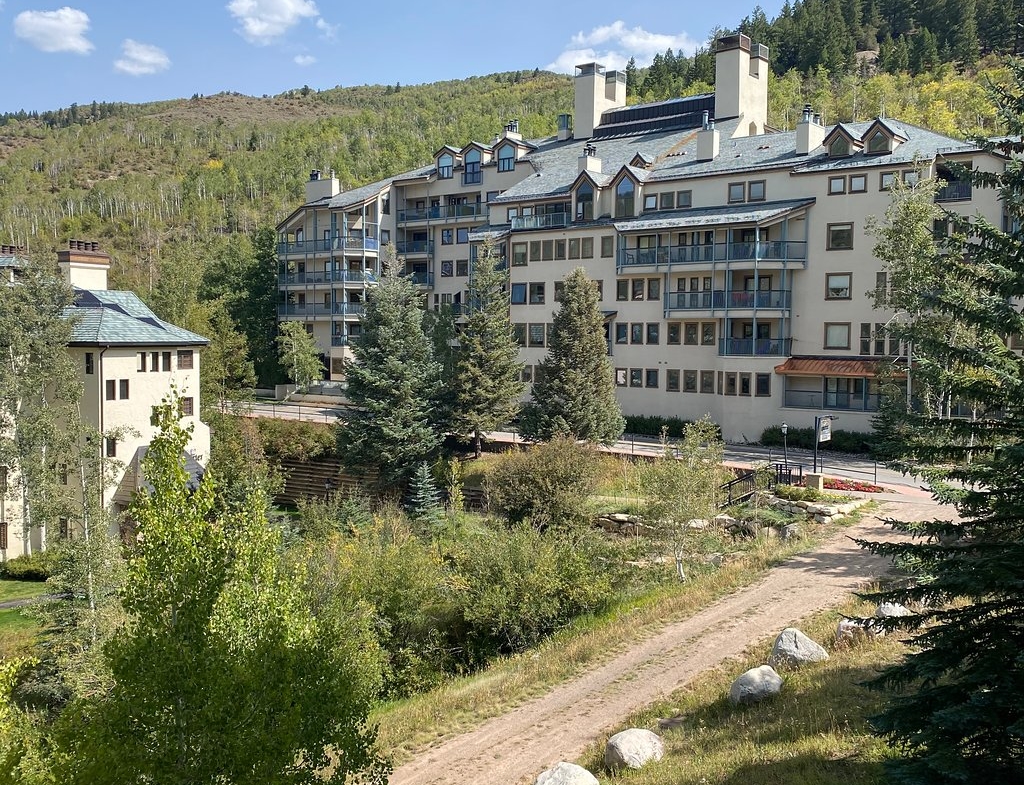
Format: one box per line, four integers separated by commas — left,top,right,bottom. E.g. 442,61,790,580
502,119,523,141
305,169,341,203
573,62,626,140
57,239,111,291
557,113,573,142
714,34,769,138
696,112,720,162
796,104,826,155
578,143,601,174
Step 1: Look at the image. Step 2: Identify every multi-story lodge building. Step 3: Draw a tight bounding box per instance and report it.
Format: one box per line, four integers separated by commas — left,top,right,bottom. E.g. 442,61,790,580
1,241,209,558
275,35,1006,442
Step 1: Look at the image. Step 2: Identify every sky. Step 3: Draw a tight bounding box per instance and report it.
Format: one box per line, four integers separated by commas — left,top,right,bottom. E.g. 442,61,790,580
0,0,786,114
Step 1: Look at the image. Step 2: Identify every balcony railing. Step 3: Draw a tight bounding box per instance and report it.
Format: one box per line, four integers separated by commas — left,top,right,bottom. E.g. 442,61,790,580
935,181,972,202
784,389,880,412
278,270,378,284
404,271,435,287
667,289,791,310
618,240,807,269
395,240,435,256
397,203,488,222
511,213,569,231
331,335,349,347
277,235,381,255
718,337,792,356
277,303,333,316
333,303,364,317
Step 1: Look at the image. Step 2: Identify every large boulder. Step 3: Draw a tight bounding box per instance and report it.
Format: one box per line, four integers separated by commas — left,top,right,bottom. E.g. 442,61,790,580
603,728,664,772
769,628,829,668
535,761,599,785
875,602,912,618
729,665,783,705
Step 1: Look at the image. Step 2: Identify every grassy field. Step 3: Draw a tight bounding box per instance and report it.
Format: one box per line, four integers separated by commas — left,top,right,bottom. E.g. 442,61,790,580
0,579,46,659
578,597,902,785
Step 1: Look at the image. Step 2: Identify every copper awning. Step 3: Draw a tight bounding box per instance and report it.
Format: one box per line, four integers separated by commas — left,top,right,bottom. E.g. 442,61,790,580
774,357,906,378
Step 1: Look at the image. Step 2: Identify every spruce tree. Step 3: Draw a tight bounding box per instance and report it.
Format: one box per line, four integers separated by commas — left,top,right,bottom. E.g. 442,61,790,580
856,60,1024,783
337,255,441,489
519,267,624,444
452,243,524,457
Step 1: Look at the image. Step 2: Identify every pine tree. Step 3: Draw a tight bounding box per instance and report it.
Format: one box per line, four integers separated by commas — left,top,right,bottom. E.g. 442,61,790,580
856,60,1024,783
519,267,624,444
405,461,442,523
624,57,639,97
452,243,523,457
275,320,323,395
337,254,441,488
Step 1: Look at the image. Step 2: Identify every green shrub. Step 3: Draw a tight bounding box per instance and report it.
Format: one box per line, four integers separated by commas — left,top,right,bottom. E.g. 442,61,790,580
759,425,879,455
774,484,824,502
623,415,723,439
254,417,337,462
485,438,599,529
2,551,54,581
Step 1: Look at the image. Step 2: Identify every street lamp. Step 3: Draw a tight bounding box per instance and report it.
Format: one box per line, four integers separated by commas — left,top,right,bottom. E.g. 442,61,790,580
781,422,789,469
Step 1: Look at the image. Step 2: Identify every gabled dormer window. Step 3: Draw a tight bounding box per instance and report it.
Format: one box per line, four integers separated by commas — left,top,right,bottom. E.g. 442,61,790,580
576,182,594,221
497,144,515,172
829,137,851,158
464,149,481,185
867,131,890,154
438,153,454,179
615,178,635,218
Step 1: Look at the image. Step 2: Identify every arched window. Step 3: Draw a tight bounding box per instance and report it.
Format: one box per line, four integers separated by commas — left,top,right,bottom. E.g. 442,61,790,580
464,149,481,184
867,131,889,154
438,153,453,179
576,181,594,221
497,144,515,172
829,137,850,158
615,178,635,218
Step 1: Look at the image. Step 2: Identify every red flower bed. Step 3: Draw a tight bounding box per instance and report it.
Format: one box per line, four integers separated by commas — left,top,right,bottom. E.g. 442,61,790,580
823,477,885,493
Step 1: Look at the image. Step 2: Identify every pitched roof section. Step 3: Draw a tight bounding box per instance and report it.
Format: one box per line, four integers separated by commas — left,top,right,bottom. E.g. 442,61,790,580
613,198,815,233
67,289,209,347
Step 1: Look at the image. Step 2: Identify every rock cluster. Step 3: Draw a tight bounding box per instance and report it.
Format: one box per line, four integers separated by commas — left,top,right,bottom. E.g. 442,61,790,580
594,512,651,536
767,496,869,524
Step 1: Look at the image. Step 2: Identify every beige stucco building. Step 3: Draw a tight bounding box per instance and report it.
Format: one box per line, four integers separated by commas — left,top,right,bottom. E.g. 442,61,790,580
275,34,1007,442
0,241,209,558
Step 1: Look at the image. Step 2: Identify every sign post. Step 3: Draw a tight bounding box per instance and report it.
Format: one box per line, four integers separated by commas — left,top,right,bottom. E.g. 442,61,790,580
813,415,836,473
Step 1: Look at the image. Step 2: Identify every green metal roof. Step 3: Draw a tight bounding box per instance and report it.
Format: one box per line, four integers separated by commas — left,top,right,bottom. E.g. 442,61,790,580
66,288,209,347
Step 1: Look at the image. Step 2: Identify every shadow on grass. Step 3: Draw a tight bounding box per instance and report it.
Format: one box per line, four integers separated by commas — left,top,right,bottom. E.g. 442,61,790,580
720,753,885,785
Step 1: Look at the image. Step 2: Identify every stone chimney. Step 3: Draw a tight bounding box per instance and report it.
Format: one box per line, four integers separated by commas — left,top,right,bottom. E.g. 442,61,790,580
57,239,111,290
304,168,341,203
696,112,720,162
573,62,627,140
796,104,826,155
501,119,523,142
714,34,769,138
578,143,601,174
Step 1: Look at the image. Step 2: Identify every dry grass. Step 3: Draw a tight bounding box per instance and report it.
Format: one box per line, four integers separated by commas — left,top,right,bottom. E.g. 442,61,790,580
578,596,903,785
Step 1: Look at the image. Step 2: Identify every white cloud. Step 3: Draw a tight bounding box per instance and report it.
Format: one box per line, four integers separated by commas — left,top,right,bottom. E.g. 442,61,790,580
293,53,315,66
546,21,699,74
314,17,337,38
226,0,321,45
114,39,171,76
13,6,93,54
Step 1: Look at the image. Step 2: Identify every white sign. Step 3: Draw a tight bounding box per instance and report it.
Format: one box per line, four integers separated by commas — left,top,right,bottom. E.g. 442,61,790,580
818,418,832,443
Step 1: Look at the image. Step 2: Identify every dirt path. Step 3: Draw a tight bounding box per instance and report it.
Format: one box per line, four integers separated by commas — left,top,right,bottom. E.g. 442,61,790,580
389,499,938,785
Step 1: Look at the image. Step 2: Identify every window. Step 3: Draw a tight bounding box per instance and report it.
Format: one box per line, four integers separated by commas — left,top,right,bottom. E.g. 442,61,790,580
119,379,129,400
438,153,453,179
527,324,545,347
513,323,526,346
456,259,469,276
497,144,515,172
59,517,69,540
903,170,920,186
646,323,659,344
553,281,565,302
829,137,851,157
700,370,715,393
521,366,533,383
137,352,147,372
630,323,643,344
647,278,660,300
824,322,851,349
740,373,751,396
660,192,675,210
512,242,527,266
683,370,698,392
85,352,94,375
464,149,481,184
860,322,872,354
529,282,545,304
826,272,852,299
177,350,194,369
105,379,116,401
728,182,745,203
615,178,636,217
645,369,659,388
755,373,771,397
615,369,627,387
880,171,897,190
725,372,737,395
593,280,603,300
828,176,846,195
457,228,469,244
528,240,541,261
629,369,643,387
554,239,566,260
486,191,500,202
701,322,716,346
150,351,159,372
867,131,889,154
748,180,765,202
643,194,657,212
601,236,614,258
440,229,454,246
568,239,580,259
615,323,628,344
875,271,888,298
849,174,867,193
581,237,594,258
827,223,854,250
676,190,692,208
510,283,527,304
616,280,628,301
684,323,698,345
181,397,194,416
440,261,454,277
667,323,681,345
632,279,645,301
666,369,680,392
575,182,594,221
541,240,554,261
162,351,172,372
105,437,117,458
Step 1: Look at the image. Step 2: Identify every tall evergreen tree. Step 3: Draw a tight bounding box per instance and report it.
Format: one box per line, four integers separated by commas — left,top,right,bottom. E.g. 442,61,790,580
452,243,523,457
519,268,624,444
337,255,441,488
857,60,1024,783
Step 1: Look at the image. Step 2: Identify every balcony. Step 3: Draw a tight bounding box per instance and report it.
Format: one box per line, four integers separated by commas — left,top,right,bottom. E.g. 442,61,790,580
395,240,435,256
667,289,791,311
511,213,569,231
784,389,880,412
278,271,331,285
333,270,377,283
333,303,365,317
277,235,380,256
617,240,807,270
935,181,972,202
718,337,792,357
331,335,349,347
397,203,488,223
277,303,332,317
404,271,435,287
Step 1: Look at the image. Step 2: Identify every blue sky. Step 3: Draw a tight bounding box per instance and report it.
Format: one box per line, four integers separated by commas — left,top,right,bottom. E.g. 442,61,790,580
0,0,785,114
